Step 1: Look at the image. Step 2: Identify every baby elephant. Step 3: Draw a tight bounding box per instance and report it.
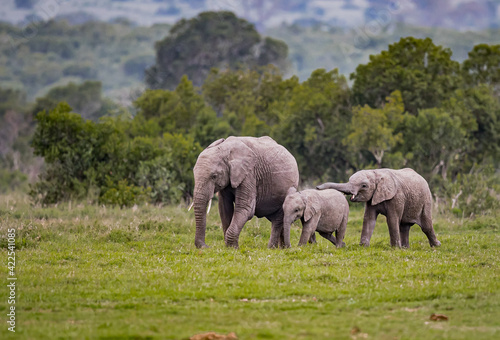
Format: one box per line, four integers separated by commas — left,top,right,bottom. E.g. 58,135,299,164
317,168,441,248
283,187,349,247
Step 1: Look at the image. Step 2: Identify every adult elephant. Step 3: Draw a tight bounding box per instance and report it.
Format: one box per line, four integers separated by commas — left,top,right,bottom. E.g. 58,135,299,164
317,168,441,248
192,136,299,249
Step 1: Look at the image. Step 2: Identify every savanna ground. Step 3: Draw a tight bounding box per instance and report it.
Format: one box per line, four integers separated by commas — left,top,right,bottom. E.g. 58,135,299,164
0,193,499,339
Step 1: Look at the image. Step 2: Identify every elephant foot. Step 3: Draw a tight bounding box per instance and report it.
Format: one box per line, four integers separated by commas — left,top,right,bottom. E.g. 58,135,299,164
359,241,370,247
430,240,441,247
195,242,209,249
225,242,239,249
337,241,346,248
267,240,280,249
389,239,402,248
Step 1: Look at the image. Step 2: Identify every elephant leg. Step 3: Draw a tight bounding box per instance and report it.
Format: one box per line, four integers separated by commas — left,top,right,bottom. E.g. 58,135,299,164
399,223,412,248
279,229,286,248
308,232,317,244
225,210,253,248
298,215,319,246
386,213,402,248
218,189,234,236
318,231,337,246
420,207,441,247
267,209,287,248
335,216,347,248
360,207,378,246
225,183,256,248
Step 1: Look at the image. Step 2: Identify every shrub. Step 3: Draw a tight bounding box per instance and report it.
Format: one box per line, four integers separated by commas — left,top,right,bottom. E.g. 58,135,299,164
445,168,500,217
135,155,184,204
0,169,28,193
100,179,150,208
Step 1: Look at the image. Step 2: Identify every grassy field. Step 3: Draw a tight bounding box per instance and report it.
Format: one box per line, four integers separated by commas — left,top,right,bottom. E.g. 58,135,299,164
0,194,499,339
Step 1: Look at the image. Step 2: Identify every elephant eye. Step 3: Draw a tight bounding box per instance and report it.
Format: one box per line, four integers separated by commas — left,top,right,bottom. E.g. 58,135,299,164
361,183,368,188
211,173,217,179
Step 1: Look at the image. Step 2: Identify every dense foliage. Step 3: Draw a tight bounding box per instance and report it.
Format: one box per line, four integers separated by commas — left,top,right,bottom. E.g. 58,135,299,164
29,38,500,214
0,11,499,215
351,37,462,114
30,102,201,205
267,23,500,82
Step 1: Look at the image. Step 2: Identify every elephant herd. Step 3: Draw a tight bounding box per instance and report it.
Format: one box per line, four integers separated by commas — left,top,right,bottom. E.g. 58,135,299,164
192,136,441,249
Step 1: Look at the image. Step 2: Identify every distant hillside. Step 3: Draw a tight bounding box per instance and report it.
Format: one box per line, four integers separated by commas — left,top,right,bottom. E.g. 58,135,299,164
1,15,499,103
1,0,499,31
0,19,169,103
268,22,500,81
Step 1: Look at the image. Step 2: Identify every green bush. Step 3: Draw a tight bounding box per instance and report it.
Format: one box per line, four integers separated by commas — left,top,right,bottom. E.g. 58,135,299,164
100,179,150,207
135,155,183,204
445,168,500,217
0,169,28,193
30,101,200,206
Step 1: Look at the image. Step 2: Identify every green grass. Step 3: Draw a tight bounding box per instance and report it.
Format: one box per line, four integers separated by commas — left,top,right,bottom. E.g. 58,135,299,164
0,194,499,339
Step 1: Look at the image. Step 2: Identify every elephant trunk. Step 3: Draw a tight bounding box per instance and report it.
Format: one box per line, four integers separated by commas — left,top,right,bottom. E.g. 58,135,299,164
317,182,354,195
282,216,293,248
193,182,214,248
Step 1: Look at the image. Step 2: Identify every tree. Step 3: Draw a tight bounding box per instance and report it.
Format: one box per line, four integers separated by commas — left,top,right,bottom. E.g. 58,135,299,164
32,81,112,121
31,102,119,203
346,91,405,168
202,65,293,137
134,75,230,147
443,85,500,167
145,11,288,90
274,69,352,181
399,107,471,181
462,44,500,93
351,37,462,114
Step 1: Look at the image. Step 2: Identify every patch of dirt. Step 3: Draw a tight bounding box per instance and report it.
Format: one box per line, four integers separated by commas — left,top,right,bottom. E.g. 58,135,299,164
430,313,449,321
190,332,238,340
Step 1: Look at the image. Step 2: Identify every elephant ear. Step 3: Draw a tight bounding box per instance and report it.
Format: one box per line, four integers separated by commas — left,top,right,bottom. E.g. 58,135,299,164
304,194,320,222
287,186,297,196
372,170,397,206
228,141,256,188
207,138,225,149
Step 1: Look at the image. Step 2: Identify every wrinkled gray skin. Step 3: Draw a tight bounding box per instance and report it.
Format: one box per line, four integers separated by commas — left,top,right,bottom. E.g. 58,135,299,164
317,168,441,248
193,136,299,249
283,187,349,248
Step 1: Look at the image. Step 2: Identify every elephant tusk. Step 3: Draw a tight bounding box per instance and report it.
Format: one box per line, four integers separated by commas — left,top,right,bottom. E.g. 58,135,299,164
188,201,194,211
207,199,212,215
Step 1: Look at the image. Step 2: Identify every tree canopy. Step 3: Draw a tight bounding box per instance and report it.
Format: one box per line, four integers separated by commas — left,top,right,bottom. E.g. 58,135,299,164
462,44,500,92
351,37,462,114
145,11,288,90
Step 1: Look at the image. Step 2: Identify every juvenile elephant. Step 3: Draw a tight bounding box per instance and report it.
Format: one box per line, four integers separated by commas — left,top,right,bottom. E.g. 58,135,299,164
193,136,299,249
283,187,348,248
317,168,441,248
